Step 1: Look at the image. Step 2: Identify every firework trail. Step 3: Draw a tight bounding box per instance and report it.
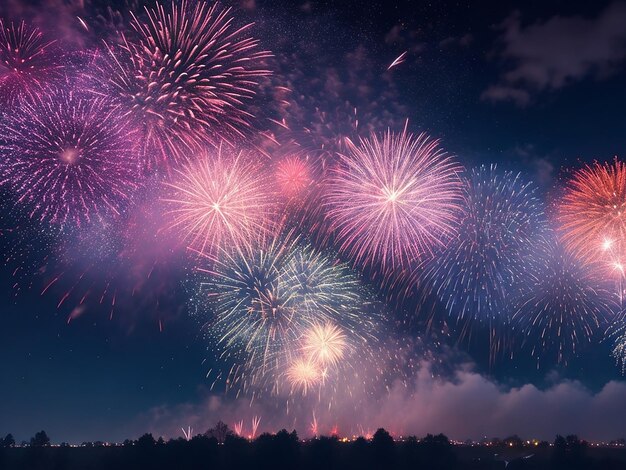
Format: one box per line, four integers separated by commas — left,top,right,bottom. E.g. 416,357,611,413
558,159,626,299
325,129,463,274
233,420,244,436
0,87,141,228
163,146,277,257
387,51,407,70
513,237,617,365
310,412,318,437
251,416,261,439
0,19,64,107
421,165,546,356
181,426,193,440
98,0,271,169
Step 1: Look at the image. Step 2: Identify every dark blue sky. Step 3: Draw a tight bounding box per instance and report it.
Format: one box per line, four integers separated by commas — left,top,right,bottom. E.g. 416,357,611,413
2,0,626,443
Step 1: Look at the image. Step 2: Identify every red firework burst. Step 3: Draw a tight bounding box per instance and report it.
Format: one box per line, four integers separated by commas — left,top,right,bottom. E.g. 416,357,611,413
558,159,626,264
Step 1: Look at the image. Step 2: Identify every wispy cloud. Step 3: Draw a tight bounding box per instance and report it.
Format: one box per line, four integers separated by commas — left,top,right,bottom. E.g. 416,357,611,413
483,2,626,106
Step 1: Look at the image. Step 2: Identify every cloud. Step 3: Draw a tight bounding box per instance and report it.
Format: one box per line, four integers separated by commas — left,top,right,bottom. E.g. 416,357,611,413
481,85,531,107
510,144,557,187
439,33,474,49
383,24,425,54
484,2,626,105
385,25,404,45
135,362,626,442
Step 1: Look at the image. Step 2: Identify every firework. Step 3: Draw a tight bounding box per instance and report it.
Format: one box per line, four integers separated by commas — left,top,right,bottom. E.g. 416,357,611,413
0,20,64,107
275,155,314,199
251,416,261,439
422,165,546,329
302,322,347,367
558,160,626,259
181,426,193,441
325,129,463,273
163,146,276,256
285,357,320,395
611,322,626,374
199,234,299,375
387,51,407,70
281,245,364,321
98,0,271,169
310,412,318,437
194,233,374,395
557,160,626,300
0,88,140,227
512,238,616,365
233,420,244,436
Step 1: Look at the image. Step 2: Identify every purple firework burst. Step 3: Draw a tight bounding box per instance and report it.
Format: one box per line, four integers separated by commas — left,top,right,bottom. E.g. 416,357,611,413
0,87,141,227
0,19,64,107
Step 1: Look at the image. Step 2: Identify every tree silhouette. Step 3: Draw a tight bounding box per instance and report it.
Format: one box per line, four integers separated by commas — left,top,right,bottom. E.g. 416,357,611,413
205,420,232,444
553,434,589,470
372,428,395,466
419,433,456,470
2,434,15,448
29,430,50,447
136,433,156,449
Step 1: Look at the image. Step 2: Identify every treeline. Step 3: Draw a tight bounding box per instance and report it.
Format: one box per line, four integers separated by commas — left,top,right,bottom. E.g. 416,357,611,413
1,426,625,470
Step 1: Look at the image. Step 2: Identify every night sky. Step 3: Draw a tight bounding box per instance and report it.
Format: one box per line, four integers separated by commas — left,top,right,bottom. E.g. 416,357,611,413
2,0,626,444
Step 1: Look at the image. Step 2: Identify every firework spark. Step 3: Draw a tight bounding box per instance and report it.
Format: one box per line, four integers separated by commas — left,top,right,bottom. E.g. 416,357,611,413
0,88,140,227
194,232,374,395
181,426,194,441
302,322,347,367
251,416,261,439
275,155,314,199
558,160,626,261
611,322,626,374
423,165,546,327
558,159,626,300
99,0,271,169
387,51,407,70
309,412,319,437
0,20,64,107
163,146,276,256
233,420,244,436
285,357,320,395
512,238,616,365
325,129,463,273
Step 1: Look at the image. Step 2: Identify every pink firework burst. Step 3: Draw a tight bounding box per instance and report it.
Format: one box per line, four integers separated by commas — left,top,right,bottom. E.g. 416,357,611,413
162,146,277,256
302,322,348,367
285,357,320,395
0,20,64,107
0,88,141,227
99,0,271,170
275,155,314,199
325,129,463,272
